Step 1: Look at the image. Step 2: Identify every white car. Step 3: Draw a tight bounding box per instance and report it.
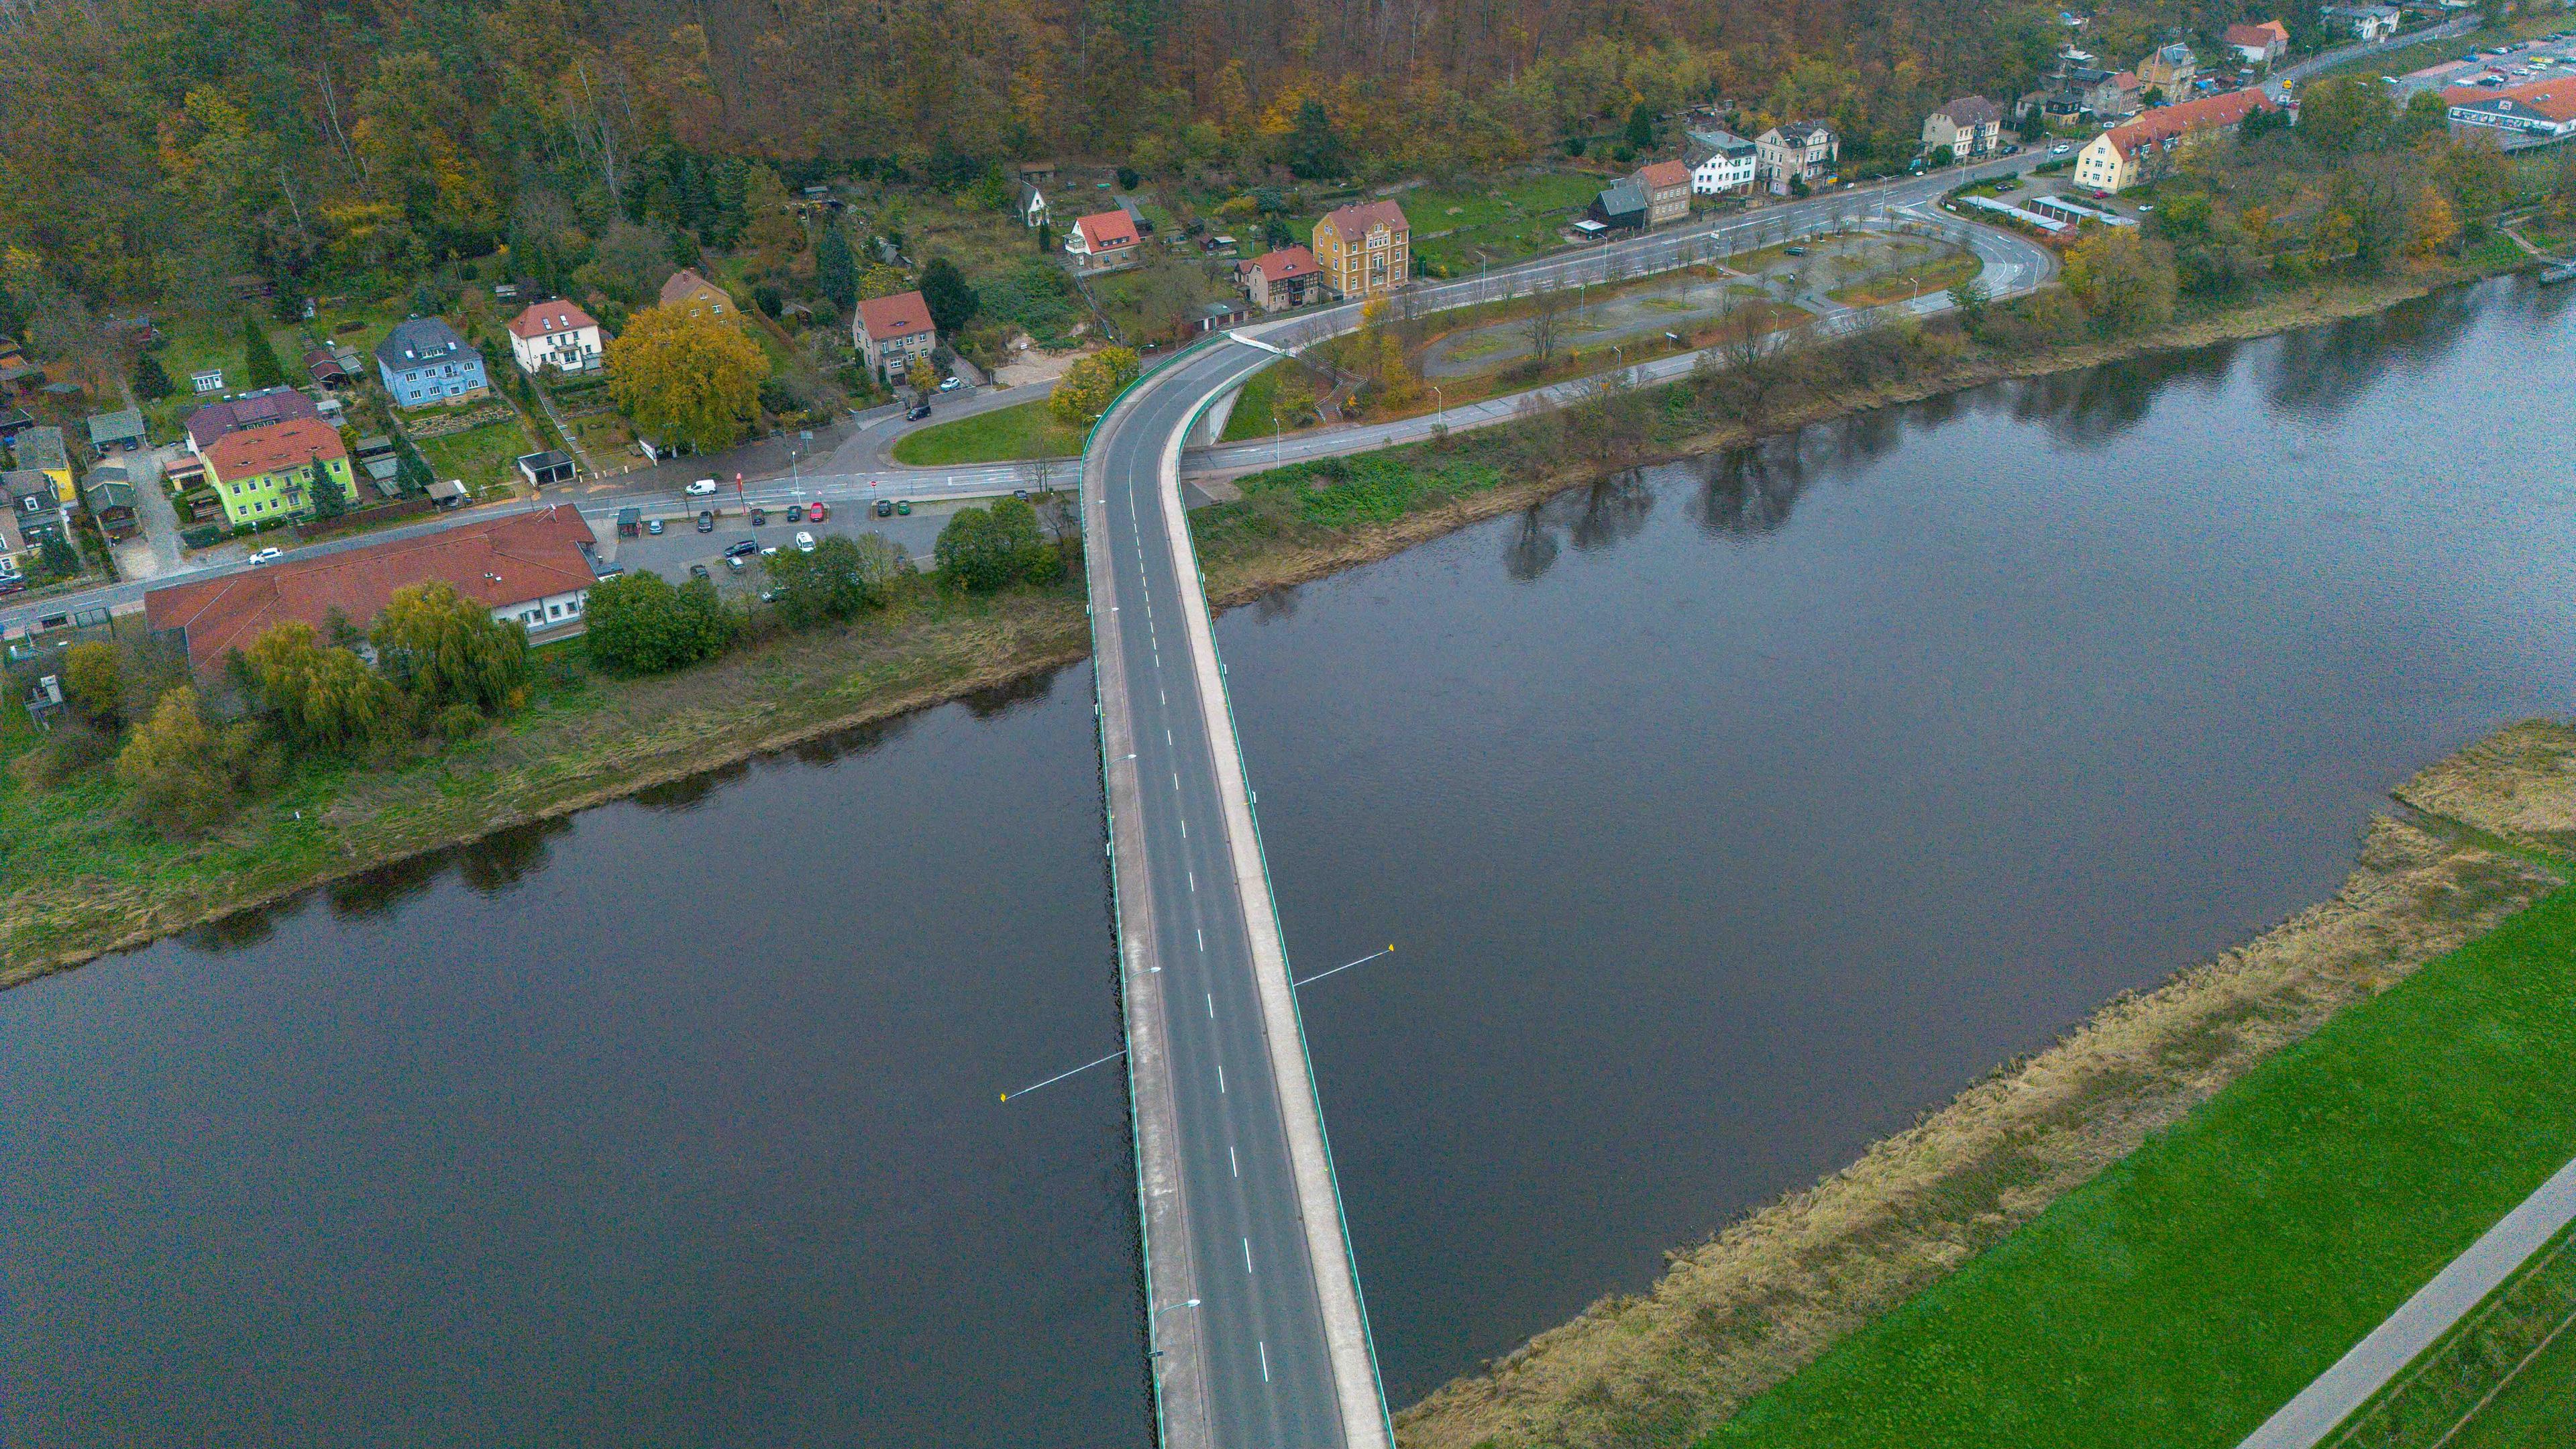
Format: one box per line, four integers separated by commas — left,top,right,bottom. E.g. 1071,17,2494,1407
684,478,718,497
2049,142,2072,155
248,546,282,566
795,531,816,553
938,376,965,392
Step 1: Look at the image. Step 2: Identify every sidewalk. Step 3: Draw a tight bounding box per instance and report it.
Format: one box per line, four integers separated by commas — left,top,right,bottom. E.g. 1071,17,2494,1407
2239,1152,2576,1449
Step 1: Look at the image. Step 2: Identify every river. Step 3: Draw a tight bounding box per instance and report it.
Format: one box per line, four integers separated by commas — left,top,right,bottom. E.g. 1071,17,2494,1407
5,278,2572,1446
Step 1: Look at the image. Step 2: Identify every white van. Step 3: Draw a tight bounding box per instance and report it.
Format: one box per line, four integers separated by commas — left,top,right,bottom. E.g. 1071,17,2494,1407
684,478,718,497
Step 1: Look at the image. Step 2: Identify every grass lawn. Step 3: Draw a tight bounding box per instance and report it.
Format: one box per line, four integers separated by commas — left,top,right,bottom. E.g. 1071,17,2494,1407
1401,174,1606,275
2448,1303,2576,1448
1829,251,1984,307
890,398,1085,464
1218,361,1331,442
1711,881,2576,1449
2334,1224,2576,1449
412,417,538,492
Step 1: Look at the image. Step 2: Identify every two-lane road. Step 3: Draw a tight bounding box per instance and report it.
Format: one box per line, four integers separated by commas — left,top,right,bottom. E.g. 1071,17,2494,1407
1089,339,1389,1449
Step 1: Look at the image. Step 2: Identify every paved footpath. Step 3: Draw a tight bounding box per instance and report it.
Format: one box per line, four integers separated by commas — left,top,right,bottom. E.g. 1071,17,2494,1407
2239,1150,2576,1449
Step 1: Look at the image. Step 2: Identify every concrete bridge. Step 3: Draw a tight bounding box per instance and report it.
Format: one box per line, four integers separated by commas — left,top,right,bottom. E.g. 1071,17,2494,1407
1081,158,2055,1449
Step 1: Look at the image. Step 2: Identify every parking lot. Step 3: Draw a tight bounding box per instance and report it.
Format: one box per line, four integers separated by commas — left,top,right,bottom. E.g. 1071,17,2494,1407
602,496,967,592
2389,29,2576,99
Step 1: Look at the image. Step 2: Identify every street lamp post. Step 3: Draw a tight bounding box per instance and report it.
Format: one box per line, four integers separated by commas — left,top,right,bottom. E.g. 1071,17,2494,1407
1430,383,1444,430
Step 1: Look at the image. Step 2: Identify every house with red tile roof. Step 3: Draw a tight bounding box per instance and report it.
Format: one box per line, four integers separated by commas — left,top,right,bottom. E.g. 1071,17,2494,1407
2443,78,2576,147
2225,20,2290,67
1632,160,1694,226
202,417,356,529
506,300,606,374
2074,87,2279,192
853,290,940,381
1313,200,1410,298
147,508,602,667
1238,246,1323,311
1067,210,1142,270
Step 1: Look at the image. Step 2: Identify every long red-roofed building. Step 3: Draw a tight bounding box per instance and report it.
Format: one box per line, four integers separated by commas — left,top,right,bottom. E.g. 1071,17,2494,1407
2074,88,2279,193
147,508,602,668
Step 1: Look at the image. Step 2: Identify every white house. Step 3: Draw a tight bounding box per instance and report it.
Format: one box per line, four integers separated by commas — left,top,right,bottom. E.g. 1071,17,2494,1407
1686,129,1759,194
1754,121,1840,193
505,301,606,374
2319,3,2400,40
1922,97,2004,160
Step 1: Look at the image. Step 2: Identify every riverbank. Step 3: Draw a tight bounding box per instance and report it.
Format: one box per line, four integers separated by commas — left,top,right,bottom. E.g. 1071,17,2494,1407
0,266,2524,982
1395,724,2576,1449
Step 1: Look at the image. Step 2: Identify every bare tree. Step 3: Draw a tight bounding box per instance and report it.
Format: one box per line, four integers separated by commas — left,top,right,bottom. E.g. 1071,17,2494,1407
1522,283,1568,366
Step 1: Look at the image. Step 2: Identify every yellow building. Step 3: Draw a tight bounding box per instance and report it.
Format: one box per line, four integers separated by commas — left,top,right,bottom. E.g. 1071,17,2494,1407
12,425,73,503
1312,201,1410,301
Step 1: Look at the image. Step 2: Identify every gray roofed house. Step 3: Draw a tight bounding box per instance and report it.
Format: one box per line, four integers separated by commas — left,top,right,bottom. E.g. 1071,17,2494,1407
82,461,140,538
1588,178,1652,231
14,424,68,475
86,407,148,456
4,469,66,543
184,386,321,453
375,316,491,410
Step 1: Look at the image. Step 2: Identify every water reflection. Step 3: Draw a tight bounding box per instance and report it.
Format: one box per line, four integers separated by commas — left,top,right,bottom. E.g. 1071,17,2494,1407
634,758,752,812
790,712,915,766
1566,470,1655,552
1503,507,1560,582
961,665,1065,718
182,896,308,954
2265,288,2482,417
1690,445,1807,537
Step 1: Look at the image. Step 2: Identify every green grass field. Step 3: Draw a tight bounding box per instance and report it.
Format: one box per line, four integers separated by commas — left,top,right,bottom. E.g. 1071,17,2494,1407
2449,1311,2576,1448
889,398,1085,465
1710,882,2576,1449
412,417,537,492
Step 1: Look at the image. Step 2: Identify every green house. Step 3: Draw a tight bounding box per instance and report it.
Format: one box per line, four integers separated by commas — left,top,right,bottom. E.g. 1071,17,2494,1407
202,417,357,528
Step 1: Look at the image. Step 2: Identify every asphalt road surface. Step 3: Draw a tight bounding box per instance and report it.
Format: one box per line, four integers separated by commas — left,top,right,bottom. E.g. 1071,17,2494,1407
1089,337,1388,1449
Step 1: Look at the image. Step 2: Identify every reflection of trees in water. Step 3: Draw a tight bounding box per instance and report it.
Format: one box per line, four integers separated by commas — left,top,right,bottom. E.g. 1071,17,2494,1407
2009,341,2236,449
791,712,916,766
1690,435,1817,537
1503,506,1560,582
2265,286,2481,418
961,665,1062,718
327,851,445,918
1568,469,1654,551
184,897,308,954
457,818,572,894
635,758,752,812
1250,585,1301,623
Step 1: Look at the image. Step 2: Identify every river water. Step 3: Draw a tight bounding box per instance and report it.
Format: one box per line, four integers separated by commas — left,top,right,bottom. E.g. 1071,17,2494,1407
6,280,2573,1446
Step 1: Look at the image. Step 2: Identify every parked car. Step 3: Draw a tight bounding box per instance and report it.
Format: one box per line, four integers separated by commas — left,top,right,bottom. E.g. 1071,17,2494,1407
896,499,911,516
688,562,710,580
685,478,718,497
808,502,829,523
249,546,283,566
1783,245,1807,256
795,530,817,553
787,503,806,522
1013,488,1030,500
696,510,714,533
725,540,759,558
647,518,665,535
751,506,767,526
725,555,747,574
938,376,964,392
874,498,894,517
907,404,932,421
2049,142,2072,155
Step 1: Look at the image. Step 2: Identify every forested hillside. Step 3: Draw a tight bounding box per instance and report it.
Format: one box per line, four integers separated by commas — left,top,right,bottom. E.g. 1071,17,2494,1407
0,0,2284,309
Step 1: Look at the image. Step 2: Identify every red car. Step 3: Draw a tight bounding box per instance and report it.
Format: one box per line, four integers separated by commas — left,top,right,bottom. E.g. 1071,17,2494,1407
807,501,828,523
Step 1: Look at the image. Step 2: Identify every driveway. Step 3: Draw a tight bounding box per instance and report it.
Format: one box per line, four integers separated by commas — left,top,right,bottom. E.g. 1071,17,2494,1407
112,445,184,582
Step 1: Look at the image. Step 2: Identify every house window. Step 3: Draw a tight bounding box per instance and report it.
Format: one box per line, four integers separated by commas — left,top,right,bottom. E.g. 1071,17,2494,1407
548,604,562,619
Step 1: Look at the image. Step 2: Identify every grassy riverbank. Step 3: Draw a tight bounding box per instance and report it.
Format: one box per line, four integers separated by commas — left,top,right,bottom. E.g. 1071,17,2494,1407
1397,729,2576,1449
0,264,2534,981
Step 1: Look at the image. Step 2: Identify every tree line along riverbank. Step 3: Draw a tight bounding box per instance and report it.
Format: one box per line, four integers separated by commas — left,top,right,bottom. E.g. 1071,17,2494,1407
0,258,2536,983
